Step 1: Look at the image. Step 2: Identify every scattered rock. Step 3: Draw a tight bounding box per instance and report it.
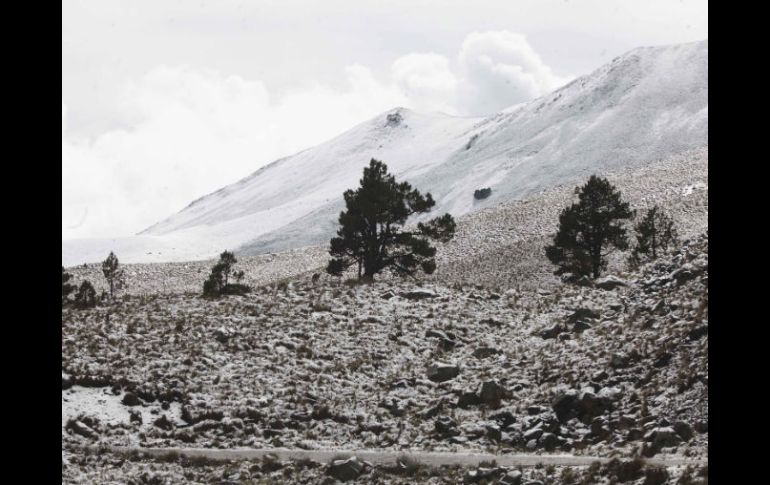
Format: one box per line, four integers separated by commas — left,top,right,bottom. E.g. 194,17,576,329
400,289,438,300
427,363,459,383
595,275,627,290
644,426,682,448
566,308,600,324
327,456,365,482
122,392,142,407
457,391,481,408
541,323,565,340
153,414,173,431
500,470,523,485
673,421,694,441
479,380,506,408
472,347,500,359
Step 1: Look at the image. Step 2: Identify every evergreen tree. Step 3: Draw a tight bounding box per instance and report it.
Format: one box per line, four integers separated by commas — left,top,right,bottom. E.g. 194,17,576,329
203,251,248,297
545,175,634,279
62,267,75,306
101,251,126,299
74,280,97,309
629,206,678,265
327,159,455,280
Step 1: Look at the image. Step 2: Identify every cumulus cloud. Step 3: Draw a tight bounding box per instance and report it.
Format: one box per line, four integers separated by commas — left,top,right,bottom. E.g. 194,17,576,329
62,31,570,239
457,31,573,114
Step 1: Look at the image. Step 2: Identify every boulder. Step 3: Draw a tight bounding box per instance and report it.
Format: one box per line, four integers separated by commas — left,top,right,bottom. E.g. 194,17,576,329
463,466,498,484
595,276,627,290
566,308,600,324
434,416,459,436
472,347,501,359
458,391,481,408
122,392,142,407
644,427,682,448
479,380,506,408
500,470,523,485
674,421,694,441
489,410,516,428
539,432,559,451
400,289,438,300
540,323,565,340
327,456,365,482
427,363,459,383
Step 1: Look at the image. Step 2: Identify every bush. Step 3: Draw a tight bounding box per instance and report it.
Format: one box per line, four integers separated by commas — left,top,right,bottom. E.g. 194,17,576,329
203,251,248,298
62,267,75,305
74,280,97,309
629,206,678,267
474,188,492,200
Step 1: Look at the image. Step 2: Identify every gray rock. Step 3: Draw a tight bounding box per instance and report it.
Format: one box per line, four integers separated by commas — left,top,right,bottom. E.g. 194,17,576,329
500,470,522,485
479,380,506,408
644,427,682,448
473,347,501,359
539,432,559,451
434,416,459,436
523,426,543,441
595,275,627,290
400,289,438,300
541,323,565,339
122,392,142,406
427,363,460,383
463,467,499,484
458,391,481,408
327,456,365,482
674,421,694,441
566,308,600,324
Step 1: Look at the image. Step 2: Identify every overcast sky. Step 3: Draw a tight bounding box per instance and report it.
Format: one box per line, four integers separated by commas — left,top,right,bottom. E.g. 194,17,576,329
62,0,708,240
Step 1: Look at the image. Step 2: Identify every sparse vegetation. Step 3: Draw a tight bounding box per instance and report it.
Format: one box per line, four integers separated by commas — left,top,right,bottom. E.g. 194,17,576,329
62,266,75,305
629,206,679,267
73,280,97,309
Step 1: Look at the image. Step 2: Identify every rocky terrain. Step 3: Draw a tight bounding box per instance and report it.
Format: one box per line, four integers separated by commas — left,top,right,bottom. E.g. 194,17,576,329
62,234,707,482
62,146,708,483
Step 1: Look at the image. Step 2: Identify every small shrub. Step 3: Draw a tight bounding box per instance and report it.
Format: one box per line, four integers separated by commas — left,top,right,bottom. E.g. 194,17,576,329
474,187,492,199
74,280,97,309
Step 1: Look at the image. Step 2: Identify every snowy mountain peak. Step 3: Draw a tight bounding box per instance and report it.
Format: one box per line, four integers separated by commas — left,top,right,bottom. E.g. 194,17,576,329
64,40,707,265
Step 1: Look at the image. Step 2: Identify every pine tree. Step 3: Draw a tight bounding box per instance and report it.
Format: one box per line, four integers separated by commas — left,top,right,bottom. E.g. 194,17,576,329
327,159,455,280
74,280,97,309
101,251,126,299
545,175,634,279
203,251,248,297
630,206,678,265
62,267,75,306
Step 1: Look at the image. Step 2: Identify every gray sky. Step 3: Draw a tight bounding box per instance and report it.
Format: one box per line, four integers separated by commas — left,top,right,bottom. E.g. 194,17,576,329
62,0,707,240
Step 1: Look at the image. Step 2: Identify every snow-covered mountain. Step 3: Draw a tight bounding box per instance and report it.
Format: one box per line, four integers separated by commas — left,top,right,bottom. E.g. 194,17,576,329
62,40,707,266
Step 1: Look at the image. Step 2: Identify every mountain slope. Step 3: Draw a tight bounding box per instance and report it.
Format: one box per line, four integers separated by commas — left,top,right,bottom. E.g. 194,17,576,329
63,40,707,265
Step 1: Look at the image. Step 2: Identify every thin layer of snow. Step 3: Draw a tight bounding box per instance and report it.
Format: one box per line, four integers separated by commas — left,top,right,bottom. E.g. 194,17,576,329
62,40,707,266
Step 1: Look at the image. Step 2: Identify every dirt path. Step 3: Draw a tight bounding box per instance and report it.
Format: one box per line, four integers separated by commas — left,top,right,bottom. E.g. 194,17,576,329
100,446,706,468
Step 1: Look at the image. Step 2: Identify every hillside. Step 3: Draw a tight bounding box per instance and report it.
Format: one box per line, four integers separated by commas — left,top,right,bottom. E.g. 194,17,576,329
62,40,707,266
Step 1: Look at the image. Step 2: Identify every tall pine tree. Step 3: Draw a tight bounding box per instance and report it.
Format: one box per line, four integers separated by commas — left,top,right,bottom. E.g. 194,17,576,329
545,176,634,278
102,251,126,299
327,159,455,280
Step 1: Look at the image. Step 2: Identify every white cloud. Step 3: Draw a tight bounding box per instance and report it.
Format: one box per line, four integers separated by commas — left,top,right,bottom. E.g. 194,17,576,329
62,31,571,239
457,31,573,115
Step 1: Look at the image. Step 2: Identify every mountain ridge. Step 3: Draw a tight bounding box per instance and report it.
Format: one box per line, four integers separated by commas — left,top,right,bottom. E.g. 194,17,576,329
63,39,707,265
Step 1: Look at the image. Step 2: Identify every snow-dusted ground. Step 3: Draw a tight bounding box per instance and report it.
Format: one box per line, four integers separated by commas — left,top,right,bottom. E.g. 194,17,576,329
62,147,708,483
62,40,707,266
